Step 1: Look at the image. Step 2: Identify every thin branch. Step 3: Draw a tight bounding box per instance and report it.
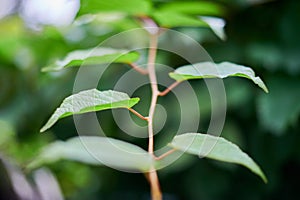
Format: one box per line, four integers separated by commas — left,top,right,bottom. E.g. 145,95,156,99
138,16,160,35
128,63,148,75
155,149,177,160
147,33,159,154
144,173,150,183
145,25,162,200
144,171,161,200
148,170,162,200
128,108,148,121
158,81,182,96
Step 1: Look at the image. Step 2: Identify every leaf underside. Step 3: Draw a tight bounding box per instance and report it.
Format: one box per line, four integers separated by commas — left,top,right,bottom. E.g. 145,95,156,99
169,133,267,183
169,61,268,93
27,136,154,172
40,89,139,132
42,47,139,72
28,133,267,183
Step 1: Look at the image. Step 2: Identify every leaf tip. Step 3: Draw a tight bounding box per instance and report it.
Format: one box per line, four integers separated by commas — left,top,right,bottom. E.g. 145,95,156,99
256,167,268,183
40,126,47,133
263,175,268,184
264,87,269,93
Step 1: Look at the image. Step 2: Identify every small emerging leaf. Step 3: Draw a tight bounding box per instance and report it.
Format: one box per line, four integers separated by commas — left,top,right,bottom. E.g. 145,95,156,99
40,89,139,132
169,62,268,93
200,16,227,40
169,133,267,183
42,47,139,72
27,136,154,172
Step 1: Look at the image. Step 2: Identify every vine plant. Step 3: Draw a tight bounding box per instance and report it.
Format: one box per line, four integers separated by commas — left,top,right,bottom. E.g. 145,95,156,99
28,1,268,199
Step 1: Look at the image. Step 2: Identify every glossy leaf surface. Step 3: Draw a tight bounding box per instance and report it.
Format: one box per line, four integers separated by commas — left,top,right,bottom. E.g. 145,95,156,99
40,89,139,132
169,133,267,183
169,62,268,92
42,48,139,72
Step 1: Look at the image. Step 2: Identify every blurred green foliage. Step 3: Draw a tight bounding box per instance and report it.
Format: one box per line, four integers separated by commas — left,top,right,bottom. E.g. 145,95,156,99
0,0,300,199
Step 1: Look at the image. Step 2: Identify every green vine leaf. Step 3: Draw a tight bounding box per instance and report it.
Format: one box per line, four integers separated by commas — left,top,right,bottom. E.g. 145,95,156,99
169,62,268,93
151,11,208,28
79,0,152,16
152,1,225,37
40,89,140,132
27,136,154,172
157,1,225,17
169,133,267,183
42,47,139,72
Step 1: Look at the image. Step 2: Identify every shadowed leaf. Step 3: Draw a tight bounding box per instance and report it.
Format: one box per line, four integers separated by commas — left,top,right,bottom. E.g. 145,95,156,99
28,136,154,172
42,48,139,72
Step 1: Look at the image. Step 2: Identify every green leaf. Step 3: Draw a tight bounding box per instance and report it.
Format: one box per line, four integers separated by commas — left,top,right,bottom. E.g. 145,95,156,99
169,62,268,93
169,133,267,183
42,47,140,72
152,1,225,30
151,11,208,28
158,1,225,17
79,0,151,16
27,136,154,172
40,89,140,132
